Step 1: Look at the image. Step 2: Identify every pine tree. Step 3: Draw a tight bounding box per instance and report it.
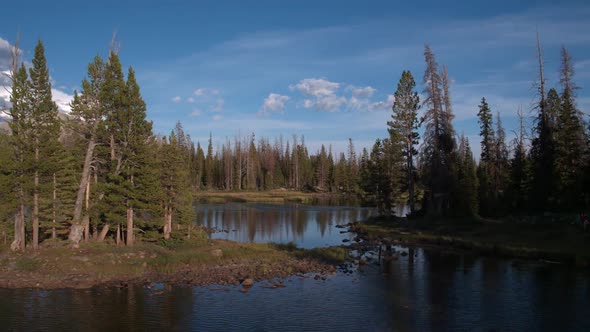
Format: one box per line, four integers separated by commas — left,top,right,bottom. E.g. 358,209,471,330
204,133,214,189
477,98,495,163
476,97,495,216
420,45,457,216
40,142,78,239
7,62,31,251
68,55,106,243
367,139,395,214
28,40,60,248
388,70,420,214
0,132,16,226
507,107,529,213
452,135,478,216
120,67,153,246
555,47,586,209
195,142,205,189
493,112,509,216
161,132,194,239
98,50,129,245
345,138,358,193
529,34,557,211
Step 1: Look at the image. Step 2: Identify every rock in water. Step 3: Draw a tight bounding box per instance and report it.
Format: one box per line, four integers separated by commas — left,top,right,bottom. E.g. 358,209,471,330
68,224,85,246
241,278,254,287
210,249,223,257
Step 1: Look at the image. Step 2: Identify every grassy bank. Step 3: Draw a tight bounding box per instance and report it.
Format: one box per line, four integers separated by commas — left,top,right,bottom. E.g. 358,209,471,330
194,189,352,204
0,235,348,289
354,216,590,266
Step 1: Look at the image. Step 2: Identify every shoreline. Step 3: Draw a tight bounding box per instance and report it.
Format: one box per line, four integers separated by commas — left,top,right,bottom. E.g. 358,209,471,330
347,216,590,267
194,190,359,205
0,239,345,290
2,214,588,290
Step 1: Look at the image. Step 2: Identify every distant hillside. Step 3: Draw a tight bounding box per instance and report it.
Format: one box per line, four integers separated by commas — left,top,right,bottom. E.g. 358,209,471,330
0,121,9,133
0,111,71,134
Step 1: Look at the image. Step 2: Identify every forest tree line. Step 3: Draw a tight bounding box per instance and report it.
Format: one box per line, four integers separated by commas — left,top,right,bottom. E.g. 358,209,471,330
0,37,589,251
363,40,590,219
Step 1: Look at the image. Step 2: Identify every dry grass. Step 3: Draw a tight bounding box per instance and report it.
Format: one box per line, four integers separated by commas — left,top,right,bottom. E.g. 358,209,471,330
0,233,341,288
195,190,330,204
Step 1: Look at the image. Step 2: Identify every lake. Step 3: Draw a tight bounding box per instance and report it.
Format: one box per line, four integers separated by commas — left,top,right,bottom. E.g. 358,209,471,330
0,203,588,331
196,202,376,248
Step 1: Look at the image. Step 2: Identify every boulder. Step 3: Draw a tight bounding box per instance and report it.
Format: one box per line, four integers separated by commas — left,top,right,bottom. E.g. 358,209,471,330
241,278,254,287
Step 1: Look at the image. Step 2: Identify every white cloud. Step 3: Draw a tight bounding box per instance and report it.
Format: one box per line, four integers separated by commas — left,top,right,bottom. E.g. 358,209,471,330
348,96,368,111
0,86,73,114
309,94,347,112
347,85,376,98
194,88,219,97
0,37,73,115
51,88,73,113
0,37,22,72
190,109,202,117
368,94,395,111
212,114,222,121
172,96,181,103
258,93,290,116
290,78,387,112
210,98,224,112
290,78,347,112
187,97,195,103
290,78,340,97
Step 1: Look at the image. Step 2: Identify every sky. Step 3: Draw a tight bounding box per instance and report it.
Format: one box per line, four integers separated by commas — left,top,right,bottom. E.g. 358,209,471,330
1,0,590,157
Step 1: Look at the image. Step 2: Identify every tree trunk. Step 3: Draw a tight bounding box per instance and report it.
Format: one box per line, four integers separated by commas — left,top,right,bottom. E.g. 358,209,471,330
126,206,134,246
52,172,57,239
98,224,110,242
10,209,25,251
163,207,172,240
85,179,90,211
110,134,115,161
33,147,39,249
408,156,415,215
116,224,121,246
70,138,96,236
83,215,90,241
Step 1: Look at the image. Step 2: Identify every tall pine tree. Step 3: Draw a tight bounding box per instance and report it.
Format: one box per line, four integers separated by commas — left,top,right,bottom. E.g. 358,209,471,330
388,70,420,214
420,45,457,216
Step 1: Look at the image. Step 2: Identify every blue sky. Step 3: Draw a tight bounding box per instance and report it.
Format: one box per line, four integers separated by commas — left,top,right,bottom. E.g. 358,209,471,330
1,0,590,156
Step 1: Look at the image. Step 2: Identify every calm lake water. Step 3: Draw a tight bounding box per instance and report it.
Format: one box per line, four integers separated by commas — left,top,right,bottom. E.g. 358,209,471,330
0,203,589,331
196,203,376,248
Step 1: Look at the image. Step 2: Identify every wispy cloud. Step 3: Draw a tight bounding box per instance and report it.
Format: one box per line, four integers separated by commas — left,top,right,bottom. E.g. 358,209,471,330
210,98,224,112
190,109,202,117
135,4,590,155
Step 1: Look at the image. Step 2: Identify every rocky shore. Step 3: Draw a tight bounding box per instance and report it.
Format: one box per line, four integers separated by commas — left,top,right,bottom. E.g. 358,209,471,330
0,240,344,289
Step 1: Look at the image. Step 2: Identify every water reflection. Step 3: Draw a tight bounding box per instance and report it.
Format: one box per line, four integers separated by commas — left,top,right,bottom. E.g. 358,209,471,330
195,203,376,248
1,249,588,331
